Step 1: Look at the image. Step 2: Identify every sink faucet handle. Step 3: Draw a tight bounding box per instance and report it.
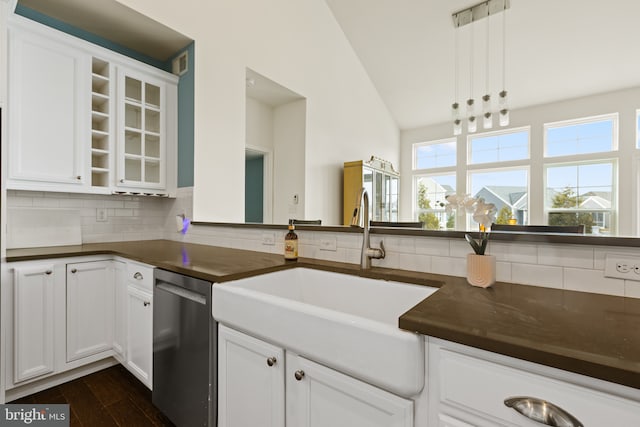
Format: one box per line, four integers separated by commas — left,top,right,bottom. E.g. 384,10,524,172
378,240,386,259
366,240,385,260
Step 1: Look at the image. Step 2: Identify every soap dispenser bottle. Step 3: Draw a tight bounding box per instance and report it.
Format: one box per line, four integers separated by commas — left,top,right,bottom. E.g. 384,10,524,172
284,221,298,260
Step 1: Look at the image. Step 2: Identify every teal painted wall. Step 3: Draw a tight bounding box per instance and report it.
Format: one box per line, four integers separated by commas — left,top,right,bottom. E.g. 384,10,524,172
16,5,195,188
245,156,264,223
171,43,195,188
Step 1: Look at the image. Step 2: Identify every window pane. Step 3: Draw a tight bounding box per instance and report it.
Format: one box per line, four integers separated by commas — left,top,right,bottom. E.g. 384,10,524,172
414,139,456,169
469,130,529,164
546,162,614,233
546,118,614,157
468,169,528,226
415,174,456,230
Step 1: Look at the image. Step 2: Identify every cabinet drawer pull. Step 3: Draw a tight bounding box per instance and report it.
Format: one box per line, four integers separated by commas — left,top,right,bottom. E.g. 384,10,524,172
45,270,52,275
294,370,305,381
143,301,151,307
267,357,277,367
134,272,143,280
70,268,77,274
504,396,583,427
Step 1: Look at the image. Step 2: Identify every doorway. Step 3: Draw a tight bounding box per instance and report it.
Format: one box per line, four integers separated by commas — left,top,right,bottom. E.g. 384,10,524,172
245,147,272,223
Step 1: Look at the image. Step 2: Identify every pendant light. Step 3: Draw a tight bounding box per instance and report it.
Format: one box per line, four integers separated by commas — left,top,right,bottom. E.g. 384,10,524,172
499,3,509,126
467,17,476,133
482,5,492,129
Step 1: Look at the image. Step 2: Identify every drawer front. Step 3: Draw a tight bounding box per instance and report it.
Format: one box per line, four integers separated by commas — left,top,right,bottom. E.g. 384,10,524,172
434,346,640,426
126,261,154,291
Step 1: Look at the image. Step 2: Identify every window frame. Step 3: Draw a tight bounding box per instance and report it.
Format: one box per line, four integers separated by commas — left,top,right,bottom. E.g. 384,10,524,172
412,137,457,171
543,113,619,158
467,126,531,166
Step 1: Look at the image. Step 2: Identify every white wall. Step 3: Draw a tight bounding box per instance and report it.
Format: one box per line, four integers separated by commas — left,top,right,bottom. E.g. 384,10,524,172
116,0,399,225
245,97,274,152
400,87,640,235
273,99,306,223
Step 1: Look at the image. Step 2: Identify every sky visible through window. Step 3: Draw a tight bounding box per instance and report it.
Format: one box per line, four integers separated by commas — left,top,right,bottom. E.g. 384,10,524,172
415,140,456,169
547,119,613,157
469,130,528,164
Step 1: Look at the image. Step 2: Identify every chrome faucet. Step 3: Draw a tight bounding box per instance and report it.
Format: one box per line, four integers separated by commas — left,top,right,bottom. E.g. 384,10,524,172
350,188,385,269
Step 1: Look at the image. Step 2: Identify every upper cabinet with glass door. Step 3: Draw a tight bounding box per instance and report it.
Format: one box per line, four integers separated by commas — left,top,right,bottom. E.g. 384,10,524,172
6,15,178,197
117,69,170,193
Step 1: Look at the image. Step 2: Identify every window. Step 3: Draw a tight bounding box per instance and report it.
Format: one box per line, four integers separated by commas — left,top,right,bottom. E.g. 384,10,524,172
414,174,456,230
545,161,615,233
469,129,529,164
545,115,616,157
468,168,529,227
544,115,618,233
413,138,456,169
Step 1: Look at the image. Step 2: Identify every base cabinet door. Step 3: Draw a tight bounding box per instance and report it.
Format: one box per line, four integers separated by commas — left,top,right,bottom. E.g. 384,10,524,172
66,261,114,362
126,284,152,388
286,354,414,427
218,324,285,427
112,261,127,362
13,263,55,383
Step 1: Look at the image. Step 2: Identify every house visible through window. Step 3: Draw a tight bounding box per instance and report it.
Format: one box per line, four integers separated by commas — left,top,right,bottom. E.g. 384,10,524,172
412,113,622,233
544,114,617,233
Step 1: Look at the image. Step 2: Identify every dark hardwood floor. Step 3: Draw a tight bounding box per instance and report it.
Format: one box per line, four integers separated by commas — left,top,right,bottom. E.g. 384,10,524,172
10,365,175,427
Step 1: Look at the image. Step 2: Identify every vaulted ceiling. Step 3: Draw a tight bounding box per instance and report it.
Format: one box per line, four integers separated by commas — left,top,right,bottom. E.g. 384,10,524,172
325,0,640,129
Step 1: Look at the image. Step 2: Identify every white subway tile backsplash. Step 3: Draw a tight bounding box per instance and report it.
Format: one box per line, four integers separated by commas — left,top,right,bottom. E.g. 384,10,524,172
449,239,472,258
511,263,563,289
415,237,450,256
9,188,640,299
496,261,511,283
625,281,640,298
431,255,466,277
537,245,594,269
564,268,625,296
594,247,640,270
490,242,538,264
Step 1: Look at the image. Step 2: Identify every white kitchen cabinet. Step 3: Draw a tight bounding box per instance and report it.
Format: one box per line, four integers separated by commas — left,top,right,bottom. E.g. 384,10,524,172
66,261,114,362
218,324,285,427
287,354,414,427
218,325,413,427
6,15,177,196
112,260,127,362
12,263,56,383
125,262,154,389
428,338,640,427
116,68,170,193
7,22,88,191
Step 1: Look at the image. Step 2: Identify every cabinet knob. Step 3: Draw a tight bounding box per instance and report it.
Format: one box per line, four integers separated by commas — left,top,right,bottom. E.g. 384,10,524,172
294,370,305,381
76,175,82,180
120,179,125,183
266,357,277,367
45,270,52,275
70,268,77,274
143,301,151,307
134,272,143,280
504,396,584,427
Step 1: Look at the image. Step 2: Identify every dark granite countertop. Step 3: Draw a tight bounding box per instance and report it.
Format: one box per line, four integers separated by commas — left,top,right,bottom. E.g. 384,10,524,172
6,240,640,391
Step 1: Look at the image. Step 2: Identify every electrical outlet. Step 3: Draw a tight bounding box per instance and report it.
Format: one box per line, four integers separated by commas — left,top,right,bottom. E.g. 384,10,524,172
96,208,108,222
262,233,275,246
604,254,640,281
319,236,337,251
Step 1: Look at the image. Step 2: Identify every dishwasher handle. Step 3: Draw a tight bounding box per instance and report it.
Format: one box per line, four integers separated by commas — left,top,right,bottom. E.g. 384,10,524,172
156,281,207,305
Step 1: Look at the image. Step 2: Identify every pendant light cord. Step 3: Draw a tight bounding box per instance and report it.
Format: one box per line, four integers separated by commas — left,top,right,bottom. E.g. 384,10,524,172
502,3,507,91
485,5,490,95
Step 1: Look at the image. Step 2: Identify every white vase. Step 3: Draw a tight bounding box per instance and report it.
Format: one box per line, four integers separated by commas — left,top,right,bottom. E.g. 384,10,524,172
466,254,496,288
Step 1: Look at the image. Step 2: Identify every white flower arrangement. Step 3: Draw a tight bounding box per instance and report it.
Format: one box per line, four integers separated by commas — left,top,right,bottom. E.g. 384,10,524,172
444,194,497,255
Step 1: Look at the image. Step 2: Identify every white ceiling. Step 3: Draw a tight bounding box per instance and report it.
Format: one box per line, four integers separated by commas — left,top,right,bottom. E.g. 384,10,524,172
325,0,640,130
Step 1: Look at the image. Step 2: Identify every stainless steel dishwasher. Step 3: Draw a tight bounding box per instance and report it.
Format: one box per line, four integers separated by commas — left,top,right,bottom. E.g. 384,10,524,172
153,269,216,427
